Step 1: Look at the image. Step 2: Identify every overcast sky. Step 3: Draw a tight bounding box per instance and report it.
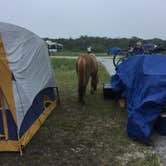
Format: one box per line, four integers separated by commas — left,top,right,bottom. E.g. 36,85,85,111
1,0,166,39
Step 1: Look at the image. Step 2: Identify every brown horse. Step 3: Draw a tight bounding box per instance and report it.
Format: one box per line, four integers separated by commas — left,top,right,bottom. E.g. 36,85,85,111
76,54,98,104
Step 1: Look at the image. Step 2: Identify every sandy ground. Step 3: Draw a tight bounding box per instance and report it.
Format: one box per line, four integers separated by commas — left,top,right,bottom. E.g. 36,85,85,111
51,55,166,165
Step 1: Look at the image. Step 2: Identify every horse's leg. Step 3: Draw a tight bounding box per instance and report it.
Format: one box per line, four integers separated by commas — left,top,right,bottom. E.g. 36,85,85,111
77,58,85,105
78,85,85,104
78,76,89,104
91,73,98,94
81,77,89,104
90,76,94,94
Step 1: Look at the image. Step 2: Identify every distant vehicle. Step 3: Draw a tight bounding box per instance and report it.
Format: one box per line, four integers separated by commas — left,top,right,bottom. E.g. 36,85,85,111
143,43,165,54
46,40,63,53
143,43,157,54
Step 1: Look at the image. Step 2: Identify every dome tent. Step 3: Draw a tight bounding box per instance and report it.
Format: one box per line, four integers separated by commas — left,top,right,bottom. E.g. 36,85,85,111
0,22,57,153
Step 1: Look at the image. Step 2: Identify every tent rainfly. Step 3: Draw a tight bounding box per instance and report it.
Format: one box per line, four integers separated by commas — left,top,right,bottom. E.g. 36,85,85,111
0,22,57,153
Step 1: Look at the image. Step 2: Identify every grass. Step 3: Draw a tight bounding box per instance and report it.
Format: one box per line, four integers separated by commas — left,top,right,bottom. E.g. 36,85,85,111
0,59,161,166
51,51,108,57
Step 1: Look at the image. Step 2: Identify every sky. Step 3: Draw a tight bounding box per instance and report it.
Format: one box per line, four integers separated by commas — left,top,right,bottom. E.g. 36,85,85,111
1,0,166,39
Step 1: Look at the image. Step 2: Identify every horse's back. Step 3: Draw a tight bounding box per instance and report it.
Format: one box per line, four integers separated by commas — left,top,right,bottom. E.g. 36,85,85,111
76,54,98,73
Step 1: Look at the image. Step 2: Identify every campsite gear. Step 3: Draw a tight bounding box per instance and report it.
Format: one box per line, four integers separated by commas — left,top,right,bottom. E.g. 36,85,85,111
112,46,144,69
112,42,165,70
111,54,166,145
155,112,166,136
103,83,118,100
143,43,157,54
107,47,121,55
0,22,57,153
113,54,128,69
143,43,166,54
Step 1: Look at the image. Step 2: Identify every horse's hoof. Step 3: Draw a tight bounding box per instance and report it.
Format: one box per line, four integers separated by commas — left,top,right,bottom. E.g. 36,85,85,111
78,99,85,105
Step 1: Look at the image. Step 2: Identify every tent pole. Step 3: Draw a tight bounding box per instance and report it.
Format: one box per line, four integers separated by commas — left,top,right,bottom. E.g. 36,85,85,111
0,89,8,140
0,89,23,155
55,87,60,105
16,117,23,156
18,135,23,156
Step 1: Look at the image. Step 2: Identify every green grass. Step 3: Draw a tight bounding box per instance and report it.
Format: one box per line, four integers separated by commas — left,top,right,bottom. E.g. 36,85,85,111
0,59,161,166
51,51,108,57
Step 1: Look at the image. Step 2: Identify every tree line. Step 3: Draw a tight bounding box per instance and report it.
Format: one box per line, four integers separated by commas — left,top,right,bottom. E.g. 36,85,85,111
43,36,166,53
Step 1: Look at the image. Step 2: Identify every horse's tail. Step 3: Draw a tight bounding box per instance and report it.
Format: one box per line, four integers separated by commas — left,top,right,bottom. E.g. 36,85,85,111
76,57,86,103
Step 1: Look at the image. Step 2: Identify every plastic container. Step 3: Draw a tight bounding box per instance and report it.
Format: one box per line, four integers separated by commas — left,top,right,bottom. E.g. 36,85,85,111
155,112,166,136
103,83,118,100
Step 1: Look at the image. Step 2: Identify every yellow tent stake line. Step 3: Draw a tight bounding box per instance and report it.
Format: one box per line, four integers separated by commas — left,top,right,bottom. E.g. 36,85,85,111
0,100,56,152
20,100,56,147
0,140,20,151
0,89,8,140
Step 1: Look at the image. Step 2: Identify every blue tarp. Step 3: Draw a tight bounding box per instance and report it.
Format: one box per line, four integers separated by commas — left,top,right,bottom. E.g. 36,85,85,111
108,47,121,55
110,54,166,144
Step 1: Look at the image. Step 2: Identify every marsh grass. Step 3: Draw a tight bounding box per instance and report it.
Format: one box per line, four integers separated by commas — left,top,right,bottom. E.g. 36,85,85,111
0,59,160,166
